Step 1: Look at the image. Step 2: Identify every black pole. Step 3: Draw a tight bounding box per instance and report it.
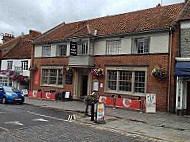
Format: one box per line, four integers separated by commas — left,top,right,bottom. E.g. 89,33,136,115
91,102,94,121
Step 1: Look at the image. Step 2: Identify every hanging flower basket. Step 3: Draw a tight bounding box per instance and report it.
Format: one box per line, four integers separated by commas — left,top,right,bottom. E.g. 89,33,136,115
91,68,104,77
152,66,167,79
29,65,38,71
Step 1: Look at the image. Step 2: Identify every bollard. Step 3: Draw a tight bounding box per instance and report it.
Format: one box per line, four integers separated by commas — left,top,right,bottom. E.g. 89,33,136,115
91,101,95,121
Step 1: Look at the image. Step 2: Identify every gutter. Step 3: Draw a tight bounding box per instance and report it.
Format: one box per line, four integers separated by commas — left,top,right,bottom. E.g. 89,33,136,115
167,27,173,112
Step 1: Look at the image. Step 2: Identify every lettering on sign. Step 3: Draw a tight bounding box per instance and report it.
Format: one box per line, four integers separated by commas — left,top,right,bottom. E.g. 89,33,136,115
70,42,77,56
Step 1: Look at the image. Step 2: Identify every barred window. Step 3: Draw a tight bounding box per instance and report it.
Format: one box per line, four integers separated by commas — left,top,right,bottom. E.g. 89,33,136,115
107,69,146,94
106,40,121,55
41,68,63,86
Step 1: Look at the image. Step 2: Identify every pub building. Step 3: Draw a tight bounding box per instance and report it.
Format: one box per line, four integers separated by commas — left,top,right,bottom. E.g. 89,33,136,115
30,1,190,113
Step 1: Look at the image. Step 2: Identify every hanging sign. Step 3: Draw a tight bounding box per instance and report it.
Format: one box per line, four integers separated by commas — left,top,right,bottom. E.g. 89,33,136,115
146,94,156,113
70,42,77,56
96,102,106,124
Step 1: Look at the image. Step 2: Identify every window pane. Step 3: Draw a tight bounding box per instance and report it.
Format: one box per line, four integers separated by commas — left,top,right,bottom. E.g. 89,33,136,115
134,71,145,93
136,38,149,54
107,70,117,90
49,69,57,85
22,61,28,70
58,69,63,85
42,69,48,84
106,40,121,55
57,44,67,56
42,46,51,57
119,71,132,91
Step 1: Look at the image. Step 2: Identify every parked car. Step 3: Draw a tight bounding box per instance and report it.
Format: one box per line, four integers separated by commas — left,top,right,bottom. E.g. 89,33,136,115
0,86,25,105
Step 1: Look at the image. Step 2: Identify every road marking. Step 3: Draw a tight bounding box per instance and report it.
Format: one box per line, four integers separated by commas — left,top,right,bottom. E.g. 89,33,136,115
33,118,49,122
5,121,23,126
27,111,68,122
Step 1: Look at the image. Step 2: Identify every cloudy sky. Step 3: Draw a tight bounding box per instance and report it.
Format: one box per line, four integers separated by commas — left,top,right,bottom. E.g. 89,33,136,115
0,0,184,42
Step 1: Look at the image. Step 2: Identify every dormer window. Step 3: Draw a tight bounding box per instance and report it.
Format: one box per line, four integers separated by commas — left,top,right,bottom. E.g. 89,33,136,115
132,37,150,54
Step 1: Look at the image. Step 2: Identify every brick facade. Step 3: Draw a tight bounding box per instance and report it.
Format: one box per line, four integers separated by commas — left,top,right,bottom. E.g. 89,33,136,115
93,54,169,111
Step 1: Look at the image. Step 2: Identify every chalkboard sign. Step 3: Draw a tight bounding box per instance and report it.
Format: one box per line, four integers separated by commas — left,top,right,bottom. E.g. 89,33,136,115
66,69,73,84
70,42,77,56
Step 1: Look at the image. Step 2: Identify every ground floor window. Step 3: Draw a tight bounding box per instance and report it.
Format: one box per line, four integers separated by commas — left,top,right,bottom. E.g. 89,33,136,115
41,67,63,87
106,67,146,94
0,76,11,86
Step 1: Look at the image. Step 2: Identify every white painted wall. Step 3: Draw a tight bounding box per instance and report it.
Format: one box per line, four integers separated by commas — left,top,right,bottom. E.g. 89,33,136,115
34,45,42,57
181,21,190,29
94,32,169,55
34,32,169,57
34,43,69,57
149,33,169,53
1,59,31,77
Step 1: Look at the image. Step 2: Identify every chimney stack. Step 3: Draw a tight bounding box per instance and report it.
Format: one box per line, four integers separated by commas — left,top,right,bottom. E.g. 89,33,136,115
29,30,41,38
2,33,15,43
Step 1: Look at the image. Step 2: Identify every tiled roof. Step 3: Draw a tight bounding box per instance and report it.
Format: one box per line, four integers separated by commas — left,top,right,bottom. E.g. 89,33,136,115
0,31,41,59
178,1,190,21
35,3,185,44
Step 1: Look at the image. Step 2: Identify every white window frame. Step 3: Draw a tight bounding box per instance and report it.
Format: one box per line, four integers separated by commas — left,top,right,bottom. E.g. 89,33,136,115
105,67,147,96
106,40,121,55
41,66,63,87
56,43,67,56
132,37,150,54
7,61,13,70
21,61,28,70
42,45,51,57
77,41,88,55
0,76,10,86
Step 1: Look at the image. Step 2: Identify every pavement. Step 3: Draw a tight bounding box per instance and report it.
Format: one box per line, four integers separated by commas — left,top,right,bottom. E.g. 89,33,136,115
25,97,190,142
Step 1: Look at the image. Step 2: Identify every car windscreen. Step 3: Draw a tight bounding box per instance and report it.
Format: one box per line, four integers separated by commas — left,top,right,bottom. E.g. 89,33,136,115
3,86,17,93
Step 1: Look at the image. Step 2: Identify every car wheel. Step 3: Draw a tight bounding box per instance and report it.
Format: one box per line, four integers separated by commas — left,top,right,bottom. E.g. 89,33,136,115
2,97,7,104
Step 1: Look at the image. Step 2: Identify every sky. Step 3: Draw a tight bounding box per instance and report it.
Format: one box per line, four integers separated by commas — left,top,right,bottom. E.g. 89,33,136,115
0,0,185,43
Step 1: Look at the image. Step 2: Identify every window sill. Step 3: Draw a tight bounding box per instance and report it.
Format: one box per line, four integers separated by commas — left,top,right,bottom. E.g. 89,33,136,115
40,84,64,88
105,90,146,97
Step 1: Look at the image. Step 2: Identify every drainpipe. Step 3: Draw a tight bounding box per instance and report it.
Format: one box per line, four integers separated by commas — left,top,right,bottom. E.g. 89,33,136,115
168,27,173,112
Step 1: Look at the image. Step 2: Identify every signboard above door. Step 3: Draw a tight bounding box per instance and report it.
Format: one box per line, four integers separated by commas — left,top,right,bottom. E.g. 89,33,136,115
70,42,77,56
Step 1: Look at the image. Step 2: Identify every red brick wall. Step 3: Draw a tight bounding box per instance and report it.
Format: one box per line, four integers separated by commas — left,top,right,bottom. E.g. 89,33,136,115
93,54,169,111
31,57,75,95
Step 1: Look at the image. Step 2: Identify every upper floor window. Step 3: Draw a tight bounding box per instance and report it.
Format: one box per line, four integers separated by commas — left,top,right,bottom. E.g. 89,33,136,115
106,40,121,55
106,68,146,94
7,61,13,70
56,44,67,56
132,37,150,54
22,61,28,70
42,45,51,57
77,41,88,55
